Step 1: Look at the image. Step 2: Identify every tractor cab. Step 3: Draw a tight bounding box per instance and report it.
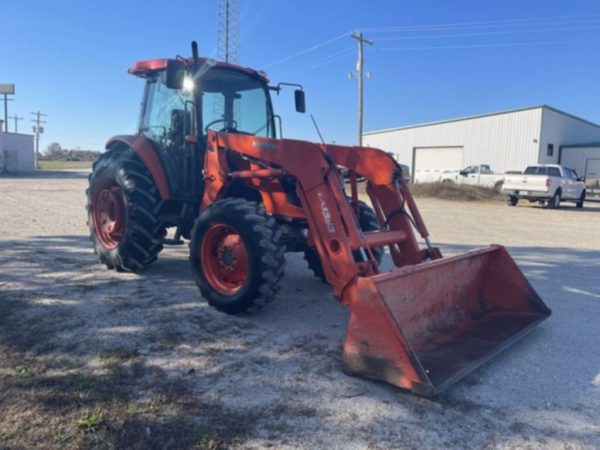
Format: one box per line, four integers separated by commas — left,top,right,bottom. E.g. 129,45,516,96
130,57,278,199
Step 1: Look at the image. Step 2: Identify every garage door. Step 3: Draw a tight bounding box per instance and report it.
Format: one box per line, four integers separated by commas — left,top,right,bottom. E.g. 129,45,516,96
414,146,463,182
586,159,600,186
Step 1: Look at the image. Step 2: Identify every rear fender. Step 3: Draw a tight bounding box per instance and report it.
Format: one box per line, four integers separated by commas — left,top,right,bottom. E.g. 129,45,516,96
106,135,171,199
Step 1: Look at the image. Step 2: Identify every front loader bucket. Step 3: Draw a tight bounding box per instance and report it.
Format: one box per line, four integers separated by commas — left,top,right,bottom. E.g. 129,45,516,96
342,245,551,397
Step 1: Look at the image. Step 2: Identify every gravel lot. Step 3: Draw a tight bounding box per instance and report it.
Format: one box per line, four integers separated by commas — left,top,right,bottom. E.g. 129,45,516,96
1,171,599,449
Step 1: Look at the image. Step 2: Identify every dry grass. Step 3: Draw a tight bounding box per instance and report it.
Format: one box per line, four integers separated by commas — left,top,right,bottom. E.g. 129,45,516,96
410,182,503,202
355,180,502,202
39,160,93,171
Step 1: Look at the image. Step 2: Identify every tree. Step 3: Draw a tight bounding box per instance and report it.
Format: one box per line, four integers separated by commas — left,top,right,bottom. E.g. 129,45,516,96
45,142,66,160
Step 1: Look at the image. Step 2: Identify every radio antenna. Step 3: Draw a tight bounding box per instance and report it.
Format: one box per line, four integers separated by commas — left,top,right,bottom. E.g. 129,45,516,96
310,114,325,144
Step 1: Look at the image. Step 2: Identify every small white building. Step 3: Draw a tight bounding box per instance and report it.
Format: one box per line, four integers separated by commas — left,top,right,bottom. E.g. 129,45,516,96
363,105,600,184
0,132,35,172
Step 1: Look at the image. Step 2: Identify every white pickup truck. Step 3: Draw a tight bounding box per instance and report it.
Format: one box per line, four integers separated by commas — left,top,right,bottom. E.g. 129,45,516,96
502,164,586,209
439,164,505,191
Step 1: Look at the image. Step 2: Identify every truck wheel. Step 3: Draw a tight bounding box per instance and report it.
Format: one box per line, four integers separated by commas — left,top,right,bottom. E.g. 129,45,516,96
304,201,383,282
86,150,166,271
507,195,518,206
190,199,286,314
548,190,561,209
576,190,586,208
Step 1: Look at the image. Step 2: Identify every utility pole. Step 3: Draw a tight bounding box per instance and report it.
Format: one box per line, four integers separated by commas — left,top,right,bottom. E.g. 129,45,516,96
8,114,23,133
3,94,8,132
31,111,47,169
350,31,373,146
0,84,16,133
1,96,14,133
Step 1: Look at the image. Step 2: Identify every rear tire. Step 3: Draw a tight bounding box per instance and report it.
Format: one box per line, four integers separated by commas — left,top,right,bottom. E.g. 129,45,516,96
548,190,561,209
576,190,585,208
190,199,286,314
304,201,383,282
86,150,166,271
507,195,518,206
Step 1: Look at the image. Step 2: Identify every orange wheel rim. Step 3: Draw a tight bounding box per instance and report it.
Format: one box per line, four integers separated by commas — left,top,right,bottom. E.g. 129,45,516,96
200,224,249,295
92,178,125,249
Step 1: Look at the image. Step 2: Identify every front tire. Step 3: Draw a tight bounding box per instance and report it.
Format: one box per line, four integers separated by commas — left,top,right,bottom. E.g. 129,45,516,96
86,150,166,271
576,190,586,208
190,199,286,314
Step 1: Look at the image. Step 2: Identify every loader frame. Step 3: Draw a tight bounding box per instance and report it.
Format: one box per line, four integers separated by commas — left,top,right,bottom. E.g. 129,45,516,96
201,131,439,298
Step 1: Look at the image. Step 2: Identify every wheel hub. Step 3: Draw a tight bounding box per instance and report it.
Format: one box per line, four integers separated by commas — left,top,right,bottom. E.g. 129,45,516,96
201,224,249,295
92,178,125,249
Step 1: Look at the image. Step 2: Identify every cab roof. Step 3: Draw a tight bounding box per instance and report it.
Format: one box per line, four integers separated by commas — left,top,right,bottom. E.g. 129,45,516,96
128,57,268,82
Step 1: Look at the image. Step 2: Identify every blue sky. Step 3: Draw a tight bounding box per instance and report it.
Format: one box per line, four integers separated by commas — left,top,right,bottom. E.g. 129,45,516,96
2,0,600,151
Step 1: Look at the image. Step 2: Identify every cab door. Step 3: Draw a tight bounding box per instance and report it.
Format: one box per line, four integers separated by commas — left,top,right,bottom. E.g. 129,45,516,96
562,168,578,199
461,166,478,185
139,73,195,197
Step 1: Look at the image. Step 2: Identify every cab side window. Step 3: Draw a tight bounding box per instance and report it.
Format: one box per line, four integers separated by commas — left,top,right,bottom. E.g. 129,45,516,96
140,76,193,150
548,167,560,177
564,168,577,180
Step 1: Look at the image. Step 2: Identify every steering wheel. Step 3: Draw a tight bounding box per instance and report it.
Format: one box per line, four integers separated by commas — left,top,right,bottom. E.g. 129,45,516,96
205,118,238,133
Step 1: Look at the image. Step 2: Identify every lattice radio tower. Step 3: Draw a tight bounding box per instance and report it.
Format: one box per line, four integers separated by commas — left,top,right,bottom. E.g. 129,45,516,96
217,0,240,64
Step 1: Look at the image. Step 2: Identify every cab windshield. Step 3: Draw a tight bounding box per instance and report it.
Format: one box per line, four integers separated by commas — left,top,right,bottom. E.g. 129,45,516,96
199,68,274,138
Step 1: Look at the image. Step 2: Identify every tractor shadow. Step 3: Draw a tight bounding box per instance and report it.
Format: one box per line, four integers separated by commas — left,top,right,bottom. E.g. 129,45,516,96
1,235,599,448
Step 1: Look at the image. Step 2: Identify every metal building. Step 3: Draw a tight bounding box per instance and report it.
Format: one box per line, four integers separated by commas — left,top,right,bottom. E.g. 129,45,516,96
560,143,600,187
0,132,35,172
363,105,600,183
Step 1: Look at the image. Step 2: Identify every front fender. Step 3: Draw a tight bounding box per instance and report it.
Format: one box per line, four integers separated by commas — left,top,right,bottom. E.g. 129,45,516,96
106,135,171,199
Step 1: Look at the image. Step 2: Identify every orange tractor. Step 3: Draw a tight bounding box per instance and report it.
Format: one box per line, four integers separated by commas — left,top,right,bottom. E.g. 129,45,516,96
87,42,550,396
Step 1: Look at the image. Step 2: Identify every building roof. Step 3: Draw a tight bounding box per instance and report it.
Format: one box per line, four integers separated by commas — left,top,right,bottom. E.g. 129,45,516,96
364,105,600,135
0,131,34,138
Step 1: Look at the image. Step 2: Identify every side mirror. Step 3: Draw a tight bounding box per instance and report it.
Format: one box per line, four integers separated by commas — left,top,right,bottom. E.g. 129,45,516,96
459,171,467,177
578,176,585,182
294,89,306,113
165,60,187,90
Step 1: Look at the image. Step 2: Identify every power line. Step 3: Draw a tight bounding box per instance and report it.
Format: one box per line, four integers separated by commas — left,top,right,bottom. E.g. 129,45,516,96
261,15,600,78
260,14,600,74
270,52,355,80
262,31,350,69
374,24,600,42
363,14,600,33
270,47,355,78
375,38,596,52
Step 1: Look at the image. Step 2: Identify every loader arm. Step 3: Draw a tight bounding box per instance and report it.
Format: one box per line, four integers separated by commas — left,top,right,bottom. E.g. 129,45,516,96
203,131,403,299
203,131,551,397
